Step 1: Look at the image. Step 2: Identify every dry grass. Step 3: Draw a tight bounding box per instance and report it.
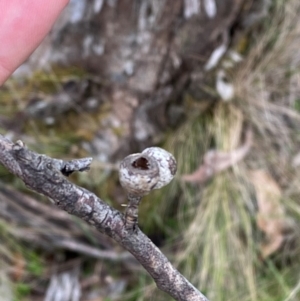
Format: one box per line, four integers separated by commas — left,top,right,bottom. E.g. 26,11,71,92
167,105,257,301
152,1,300,300
234,0,300,183
2,1,300,300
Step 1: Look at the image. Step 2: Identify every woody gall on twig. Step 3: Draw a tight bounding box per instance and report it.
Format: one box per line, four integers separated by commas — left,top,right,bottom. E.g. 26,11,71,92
119,147,177,231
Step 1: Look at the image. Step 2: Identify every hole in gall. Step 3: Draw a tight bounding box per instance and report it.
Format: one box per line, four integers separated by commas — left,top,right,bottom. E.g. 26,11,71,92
132,157,149,170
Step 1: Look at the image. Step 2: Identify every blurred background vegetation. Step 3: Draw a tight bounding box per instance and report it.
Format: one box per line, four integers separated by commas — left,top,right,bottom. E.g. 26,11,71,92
1,0,300,300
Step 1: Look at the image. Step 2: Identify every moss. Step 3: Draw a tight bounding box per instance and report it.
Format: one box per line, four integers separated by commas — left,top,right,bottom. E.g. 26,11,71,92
14,283,31,301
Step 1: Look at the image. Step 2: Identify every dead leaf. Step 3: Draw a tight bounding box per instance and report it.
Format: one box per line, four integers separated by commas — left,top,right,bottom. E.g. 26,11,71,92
216,69,234,101
249,170,292,258
11,253,26,281
182,129,252,183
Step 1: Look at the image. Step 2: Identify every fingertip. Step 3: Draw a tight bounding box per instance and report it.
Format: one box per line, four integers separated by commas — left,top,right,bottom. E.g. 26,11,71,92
0,0,69,85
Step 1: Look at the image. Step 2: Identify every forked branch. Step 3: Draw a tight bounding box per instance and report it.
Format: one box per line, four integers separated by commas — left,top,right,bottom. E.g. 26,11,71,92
0,135,209,301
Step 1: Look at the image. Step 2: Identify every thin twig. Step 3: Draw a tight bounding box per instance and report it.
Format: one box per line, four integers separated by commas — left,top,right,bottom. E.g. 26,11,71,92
0,135,209,301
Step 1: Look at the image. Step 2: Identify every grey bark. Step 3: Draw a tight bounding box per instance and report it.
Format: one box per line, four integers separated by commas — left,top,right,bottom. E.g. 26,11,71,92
12,0,255,163
0,135,209,301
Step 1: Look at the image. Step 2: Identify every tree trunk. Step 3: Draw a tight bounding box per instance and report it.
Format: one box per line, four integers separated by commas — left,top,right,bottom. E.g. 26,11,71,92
12,0,261,162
